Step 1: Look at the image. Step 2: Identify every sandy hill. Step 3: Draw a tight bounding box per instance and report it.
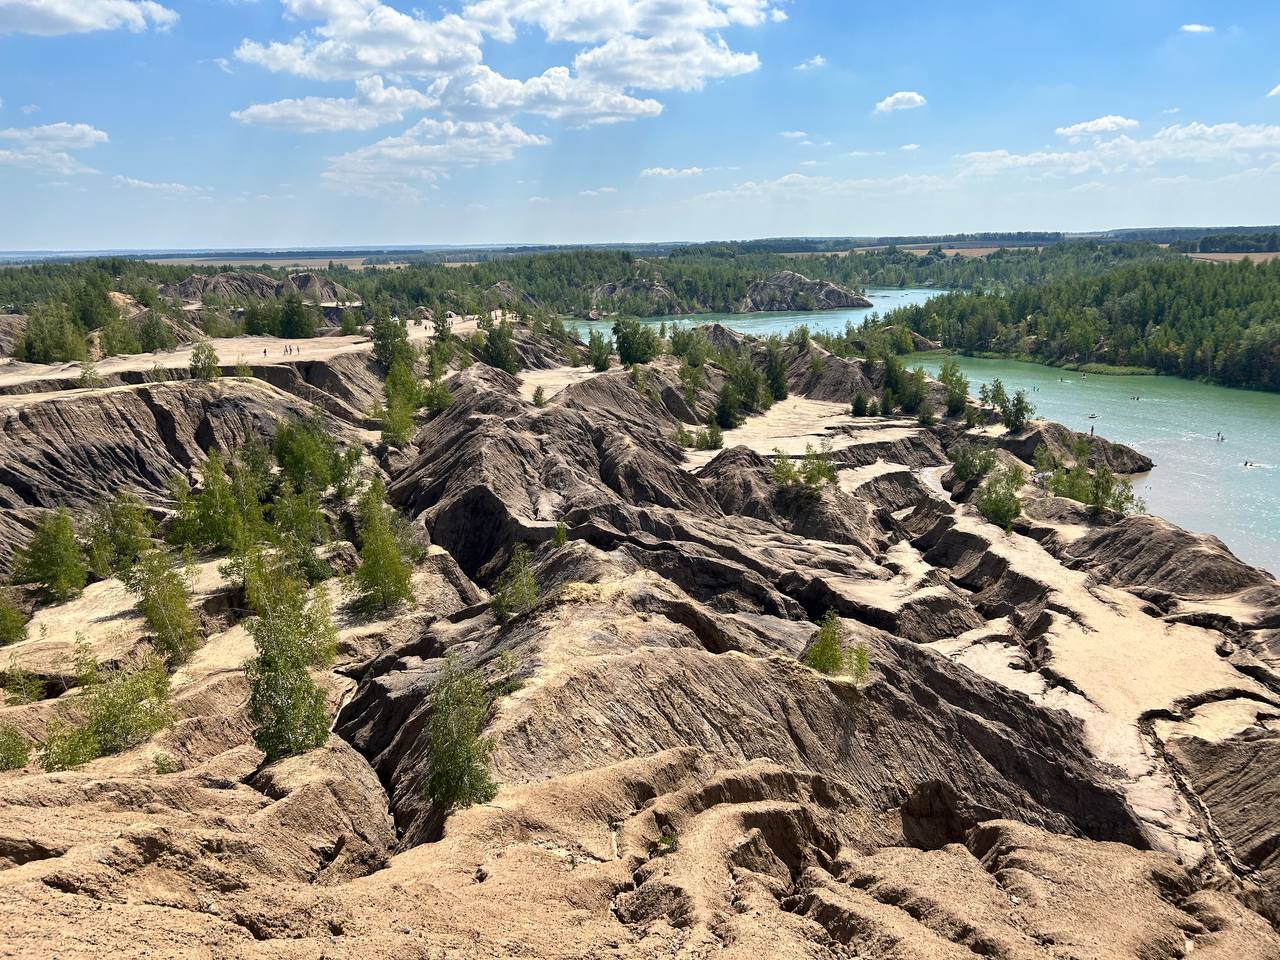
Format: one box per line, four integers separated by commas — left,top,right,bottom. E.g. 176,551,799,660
0,319,1275,958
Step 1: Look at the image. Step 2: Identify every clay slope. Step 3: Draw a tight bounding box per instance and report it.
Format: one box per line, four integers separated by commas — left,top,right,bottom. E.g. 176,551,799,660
0,317,1276,958
737,270,872,312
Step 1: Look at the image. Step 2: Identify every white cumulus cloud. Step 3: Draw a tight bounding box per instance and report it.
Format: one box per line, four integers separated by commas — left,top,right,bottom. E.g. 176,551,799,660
1179,23,1214,33
0,0,176,35
795,54,825,71
325,117,549,196
1055,115,1139,138
233,77,436,132
0,121,109,174
874,90,926,113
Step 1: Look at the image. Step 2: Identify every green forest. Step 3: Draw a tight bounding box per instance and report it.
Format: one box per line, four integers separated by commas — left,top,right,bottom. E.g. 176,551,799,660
883,257,1280,391
4,240,1278,391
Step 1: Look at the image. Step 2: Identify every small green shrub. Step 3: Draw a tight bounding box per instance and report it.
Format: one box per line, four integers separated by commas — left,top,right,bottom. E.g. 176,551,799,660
850,392,868,416
939,358,969,416
773,443,836,494
350,477,414,613
0,722,31,771
849,643,871,688
655,829,679,856
803,611,846,674
124,550,200,667
975,465,1025,532
492,543,537,624
0,592,29,647
694,423,722,450
12,508,86,603
2,667,44,704
587,330,611,371
612,317,660,366
552,522,568,549
152,752,181,774
39,652,173,772
917,398,937,426
189,341,220,381
532,385,546,408
244,564,336,762
85,493,154,578
425,657,496,812
950,443,998,483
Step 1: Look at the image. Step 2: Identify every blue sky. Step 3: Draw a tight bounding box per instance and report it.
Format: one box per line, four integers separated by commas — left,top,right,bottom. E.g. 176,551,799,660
2,1,1279,250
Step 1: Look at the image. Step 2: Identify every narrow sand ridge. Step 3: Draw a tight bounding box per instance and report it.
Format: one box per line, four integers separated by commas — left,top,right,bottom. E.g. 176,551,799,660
0,316,478,394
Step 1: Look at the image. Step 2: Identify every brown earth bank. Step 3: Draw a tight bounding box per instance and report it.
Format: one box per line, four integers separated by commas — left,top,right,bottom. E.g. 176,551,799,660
0,318,1276,958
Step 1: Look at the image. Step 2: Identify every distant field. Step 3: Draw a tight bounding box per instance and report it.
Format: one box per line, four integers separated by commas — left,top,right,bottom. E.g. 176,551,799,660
144,256,406,270
1184,251,1280,263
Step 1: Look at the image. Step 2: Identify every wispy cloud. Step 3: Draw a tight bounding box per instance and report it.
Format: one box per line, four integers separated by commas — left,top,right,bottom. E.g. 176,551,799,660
1055,115,1139,138
1270,84,1280,98
1179,23,1214,33
578,186,616,196
874,90,926,113
641,165,703,177
794,54,826,71
899,143,920,151
779,130,808,139
112,174,206,195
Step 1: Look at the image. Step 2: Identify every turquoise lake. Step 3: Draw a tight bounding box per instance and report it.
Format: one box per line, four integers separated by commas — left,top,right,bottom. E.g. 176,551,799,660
580,289,1280,576
915,355,1280,577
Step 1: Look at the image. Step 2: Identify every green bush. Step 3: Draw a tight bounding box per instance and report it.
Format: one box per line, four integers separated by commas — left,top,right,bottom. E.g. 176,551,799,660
694,423,723,450
552,521,568,549
849,643,871,688
481,321,521,374
371,308,412,369
587,330,611,371
950,443,998,483
12,508,86,603
803,611,846,674
938,358,969,416
917,398,937,426
425,658,496,812
0,592,29,647
850,392,868,416
274,417,353,496
975,465,1025,531
189,342,220,381
85,493,154,578
1,668,44,705
244,567,334,763
17,303,88,364
39,651,173,772
532,385,546,408
124,550,200,666
764,336,789,401
773,443,836,493
492,543,537,624
351,476,413,612
0,722,30,771
612,317,660,366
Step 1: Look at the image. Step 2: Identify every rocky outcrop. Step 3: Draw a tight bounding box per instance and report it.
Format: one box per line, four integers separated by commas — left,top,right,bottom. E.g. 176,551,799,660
736,271,871,312
0,379,340,569
1002,419,1154,473
590,275,681,315
0,315,26,357
1060,514,1275,599
161,270,357,305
